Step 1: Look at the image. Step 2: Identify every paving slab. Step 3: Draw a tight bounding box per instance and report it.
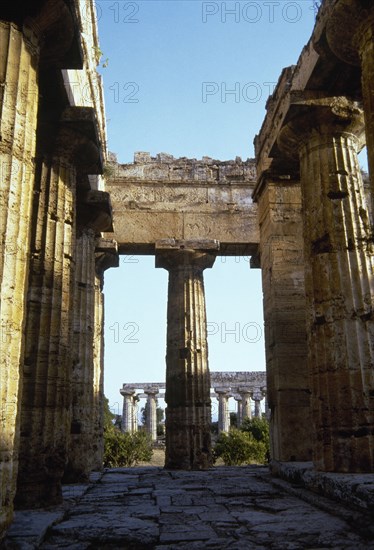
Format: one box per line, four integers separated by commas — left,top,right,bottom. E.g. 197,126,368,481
3,465,374,549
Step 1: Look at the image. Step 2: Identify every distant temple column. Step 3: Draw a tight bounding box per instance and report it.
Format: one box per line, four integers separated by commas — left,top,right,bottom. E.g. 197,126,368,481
253,391,263,418
321,1,374,216
263,390,270,420
278,96,374,472
156,239,219,470
0,20,40,535
121,388,136,433
253,176,312,462
215,388,230,433
240,388,252,421
234,397,242,427
145,388,159,442
133,394,139,433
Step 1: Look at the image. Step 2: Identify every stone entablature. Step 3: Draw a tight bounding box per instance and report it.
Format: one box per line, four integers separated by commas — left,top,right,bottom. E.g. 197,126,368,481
121,372,268,438
109,152,256,184
105,154,259,256
121,371,267,394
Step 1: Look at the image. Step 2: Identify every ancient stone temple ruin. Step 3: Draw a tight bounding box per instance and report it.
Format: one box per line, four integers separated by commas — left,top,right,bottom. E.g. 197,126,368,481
1,0,373,541
120,371,268,442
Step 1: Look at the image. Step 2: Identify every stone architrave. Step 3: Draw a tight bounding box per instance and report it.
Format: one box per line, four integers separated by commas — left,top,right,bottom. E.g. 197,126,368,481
278,96,374,472
121,388,136,433
145,388,159,442
156,239,219,470
0,20,40,536
215,388,230,433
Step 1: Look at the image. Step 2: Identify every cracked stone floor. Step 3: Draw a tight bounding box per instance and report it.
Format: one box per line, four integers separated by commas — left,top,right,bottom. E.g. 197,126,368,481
4,466,374,549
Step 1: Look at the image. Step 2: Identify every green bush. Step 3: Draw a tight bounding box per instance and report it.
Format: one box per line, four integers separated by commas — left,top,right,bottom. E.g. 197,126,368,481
213,417,270,466
104,427,153,468
240,416,270,459
214,429,268,466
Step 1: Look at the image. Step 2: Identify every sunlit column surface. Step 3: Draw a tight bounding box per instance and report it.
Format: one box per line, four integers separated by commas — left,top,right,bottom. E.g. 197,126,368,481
278,96,374,472
156,239,219,470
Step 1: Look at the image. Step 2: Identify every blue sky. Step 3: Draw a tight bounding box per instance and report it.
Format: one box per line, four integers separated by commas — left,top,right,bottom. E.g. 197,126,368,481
95,1,365,416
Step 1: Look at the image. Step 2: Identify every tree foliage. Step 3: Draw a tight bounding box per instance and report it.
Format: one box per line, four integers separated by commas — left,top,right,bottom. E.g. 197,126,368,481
213,417,270,466
103,397,153,467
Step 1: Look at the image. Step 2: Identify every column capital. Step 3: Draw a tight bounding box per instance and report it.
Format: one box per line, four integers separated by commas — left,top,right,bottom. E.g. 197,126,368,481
277,95,365,160
144,387,159,397
120,387,136,397
155,239,219,271
238,387,253,396
95,239,119,284
77,191,114,234
214,387,230,395
320,0,374,66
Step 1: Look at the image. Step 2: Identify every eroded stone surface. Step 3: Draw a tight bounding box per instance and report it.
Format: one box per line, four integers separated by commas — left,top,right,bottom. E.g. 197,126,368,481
3,466,374,549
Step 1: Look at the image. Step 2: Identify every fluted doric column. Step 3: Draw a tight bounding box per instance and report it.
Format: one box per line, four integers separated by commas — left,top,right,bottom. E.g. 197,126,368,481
156,239,219,470
16,135,78,508
65,194,115,482
0,20,40,537
121,388,135,433
253,178,312,462
15,106,105,508
215,388,230,433
94,239,119,467
321,0,374,217
64,228,96,482
145,388,159,442
278,96,374,472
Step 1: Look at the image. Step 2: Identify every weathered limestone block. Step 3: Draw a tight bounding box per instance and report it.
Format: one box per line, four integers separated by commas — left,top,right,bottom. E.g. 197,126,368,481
0,20,40,538
254,181,312,462
278,97,374,472
156,239,219,470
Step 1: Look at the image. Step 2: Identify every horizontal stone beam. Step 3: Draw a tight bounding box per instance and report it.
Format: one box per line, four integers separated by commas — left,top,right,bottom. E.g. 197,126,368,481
106,155,259,252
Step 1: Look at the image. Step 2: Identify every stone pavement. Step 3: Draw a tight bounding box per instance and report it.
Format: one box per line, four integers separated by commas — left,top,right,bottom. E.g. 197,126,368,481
4,466,374,549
